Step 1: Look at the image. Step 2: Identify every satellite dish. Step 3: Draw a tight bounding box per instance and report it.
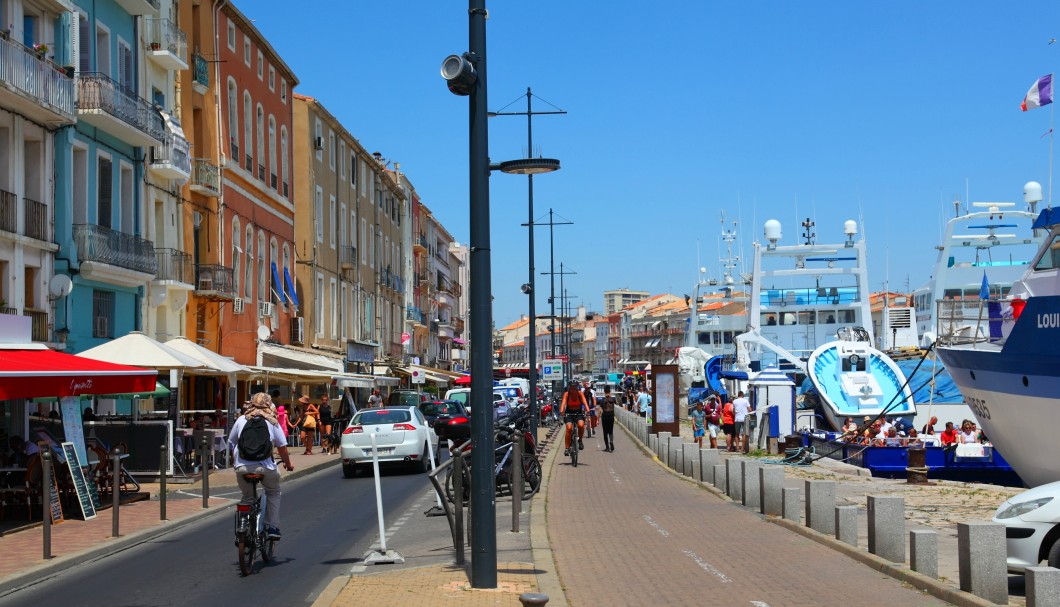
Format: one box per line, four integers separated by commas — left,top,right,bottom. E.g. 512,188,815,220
48,274,73,299
257,325,272,341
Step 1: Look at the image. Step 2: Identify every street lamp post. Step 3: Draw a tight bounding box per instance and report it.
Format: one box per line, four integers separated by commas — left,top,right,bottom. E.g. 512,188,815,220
491,88,565,439
542,263,576,385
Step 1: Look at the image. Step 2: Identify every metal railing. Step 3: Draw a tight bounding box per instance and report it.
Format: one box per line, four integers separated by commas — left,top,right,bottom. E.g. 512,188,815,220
194,264,235,295
339,245,357,267
25,308,47,341
23,197,47,241
229,140,239,163
0,189,15,233
406,306,425,324
72,223,158,275
0,35,75,118
150,130,191,176
76,72,165,142
145,18,187,64
192,54,209,89
934,299,993,346
154,248,192,283
190,158,220,195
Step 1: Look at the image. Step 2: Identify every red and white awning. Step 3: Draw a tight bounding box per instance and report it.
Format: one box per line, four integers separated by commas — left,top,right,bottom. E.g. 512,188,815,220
0,348,157,400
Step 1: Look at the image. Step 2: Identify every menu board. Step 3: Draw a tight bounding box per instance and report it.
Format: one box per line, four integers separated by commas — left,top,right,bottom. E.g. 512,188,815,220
61,442,96,520
656,373,675,423
60,396,89,468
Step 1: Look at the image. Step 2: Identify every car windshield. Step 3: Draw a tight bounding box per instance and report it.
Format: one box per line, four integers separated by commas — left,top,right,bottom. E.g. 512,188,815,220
422,402,456,416
353,409,412,425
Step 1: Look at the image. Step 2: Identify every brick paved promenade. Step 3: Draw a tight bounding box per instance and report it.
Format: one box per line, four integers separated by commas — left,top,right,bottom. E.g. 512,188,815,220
546,423,948,607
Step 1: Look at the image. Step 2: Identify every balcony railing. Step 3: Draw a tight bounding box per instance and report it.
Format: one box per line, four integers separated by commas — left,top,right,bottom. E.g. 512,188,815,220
340,245,357,268
0,189,15,233
72,223,158,275
406,306,425,324
229,140,239,163
192,54,209,91
76,72,165,144
144,18,187,68
245,154,253,172
154,248,192,284
0,35,75,121
23,197,47,241
150,129,191,180
25,308,47,342
194,264,236,297
257,164,265,181
189,158,220,196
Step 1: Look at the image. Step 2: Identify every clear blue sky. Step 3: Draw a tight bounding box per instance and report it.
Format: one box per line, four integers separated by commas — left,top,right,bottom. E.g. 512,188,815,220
247,1,1059,327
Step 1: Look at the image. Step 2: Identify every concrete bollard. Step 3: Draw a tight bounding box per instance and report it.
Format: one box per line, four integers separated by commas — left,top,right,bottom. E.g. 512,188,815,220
782,487,801,523
957,522,1008,604
700,449,720,484
741,460,763,508
804,480,836,535
713,464,727,494
668,438,681,470
910,529,938,580
835,505,858,547
759,466,784,516
1026,567,1060,607
649,434,658,455
726,458,743,502
519,592,550,606
683,444,698,477
867,496,905,563
658,432,671,460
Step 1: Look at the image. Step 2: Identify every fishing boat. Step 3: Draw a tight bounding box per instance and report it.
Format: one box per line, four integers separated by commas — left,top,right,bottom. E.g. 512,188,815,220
732,217,916,430
913,187,1045,347
936,185,1060,488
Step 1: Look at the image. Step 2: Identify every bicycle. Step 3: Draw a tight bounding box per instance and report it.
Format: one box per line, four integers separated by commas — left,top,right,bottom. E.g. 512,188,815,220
444,413,541,503
565,412,585,468
234,473,274,576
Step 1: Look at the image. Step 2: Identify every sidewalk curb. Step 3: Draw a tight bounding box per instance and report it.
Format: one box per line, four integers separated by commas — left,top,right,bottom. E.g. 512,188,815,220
617,414,995,607
533,428,568,607
0,458,340,598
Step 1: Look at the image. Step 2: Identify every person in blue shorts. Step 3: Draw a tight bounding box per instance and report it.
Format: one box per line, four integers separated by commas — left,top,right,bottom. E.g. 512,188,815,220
690,401,706,447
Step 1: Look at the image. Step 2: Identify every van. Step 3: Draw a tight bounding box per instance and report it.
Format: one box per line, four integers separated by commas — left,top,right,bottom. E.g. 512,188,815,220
496,378,529,399
444,388,470,406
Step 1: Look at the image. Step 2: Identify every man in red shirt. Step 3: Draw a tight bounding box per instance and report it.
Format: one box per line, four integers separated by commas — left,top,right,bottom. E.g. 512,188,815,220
939,421,959,446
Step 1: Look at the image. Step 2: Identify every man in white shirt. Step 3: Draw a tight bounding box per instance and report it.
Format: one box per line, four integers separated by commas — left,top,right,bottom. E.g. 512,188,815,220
732,391,752,452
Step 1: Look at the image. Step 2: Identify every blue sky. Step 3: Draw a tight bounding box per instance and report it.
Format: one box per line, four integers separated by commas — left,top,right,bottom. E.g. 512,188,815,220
246,1,1059,326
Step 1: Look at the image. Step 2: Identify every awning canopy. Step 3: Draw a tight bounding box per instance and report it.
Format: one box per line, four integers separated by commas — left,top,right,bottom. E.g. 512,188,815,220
0,347,157,400
79,331,205,370
97,381,171,400
259,341,343,372
165,337,251,375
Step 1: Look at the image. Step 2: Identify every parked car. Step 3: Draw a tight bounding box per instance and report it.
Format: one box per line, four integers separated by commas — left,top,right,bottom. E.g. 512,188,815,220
443,388,470,407
340,406,437,478
991,480,1060,571
418,399,467,428
385,390,431,407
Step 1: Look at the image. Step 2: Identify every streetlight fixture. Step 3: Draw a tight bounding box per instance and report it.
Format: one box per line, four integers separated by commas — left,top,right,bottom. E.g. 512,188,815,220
490,87,565,439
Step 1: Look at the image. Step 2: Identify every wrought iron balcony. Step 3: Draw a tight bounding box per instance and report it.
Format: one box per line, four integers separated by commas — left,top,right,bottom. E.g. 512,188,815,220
229,140,239,163
76,72,164,146
189,158,220,197
72,223,158,275
154,248,192,284
192,54,209,93
340,245,357,268
406,306,425,325
24,308,48,342
194,264,236,300
0,35,75,124
149,128,191,181
144,18,188,70
23,197,48,242
0,189,15,234
413,232,428,252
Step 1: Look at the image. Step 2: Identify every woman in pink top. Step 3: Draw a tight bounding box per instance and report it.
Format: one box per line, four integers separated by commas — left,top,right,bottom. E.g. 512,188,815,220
276,405,290,440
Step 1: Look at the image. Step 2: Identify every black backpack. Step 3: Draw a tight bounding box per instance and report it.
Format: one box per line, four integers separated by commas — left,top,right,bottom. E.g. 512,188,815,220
238,417,273,461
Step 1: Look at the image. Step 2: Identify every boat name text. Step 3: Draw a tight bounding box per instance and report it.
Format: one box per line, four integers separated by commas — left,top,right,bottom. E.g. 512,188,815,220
967,396,991,420
1038,313,1060,329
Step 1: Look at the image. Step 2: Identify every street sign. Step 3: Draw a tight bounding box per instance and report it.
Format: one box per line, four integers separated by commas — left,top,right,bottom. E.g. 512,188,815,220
541,359,563,380
410,367,425,384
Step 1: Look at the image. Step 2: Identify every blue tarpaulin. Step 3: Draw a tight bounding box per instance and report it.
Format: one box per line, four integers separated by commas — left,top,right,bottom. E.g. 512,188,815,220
895,358,963,404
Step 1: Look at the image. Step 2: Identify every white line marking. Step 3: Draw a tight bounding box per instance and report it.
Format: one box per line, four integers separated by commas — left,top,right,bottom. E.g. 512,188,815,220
750,602,770,606
608,467,622,483
683,550,733,583
350,564,367,573
643,515,670,537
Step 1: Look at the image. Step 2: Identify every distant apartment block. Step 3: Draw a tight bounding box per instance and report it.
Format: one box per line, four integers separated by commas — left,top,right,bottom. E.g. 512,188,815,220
604,289,649,315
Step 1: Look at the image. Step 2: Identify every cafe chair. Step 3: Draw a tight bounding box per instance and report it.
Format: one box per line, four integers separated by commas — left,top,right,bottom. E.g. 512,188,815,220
0,454,42,520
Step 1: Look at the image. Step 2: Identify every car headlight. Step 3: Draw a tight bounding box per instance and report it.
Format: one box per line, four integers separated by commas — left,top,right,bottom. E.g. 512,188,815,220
996,497,1054,519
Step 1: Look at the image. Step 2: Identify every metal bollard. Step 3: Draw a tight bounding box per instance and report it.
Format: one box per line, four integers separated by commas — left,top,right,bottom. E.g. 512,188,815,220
159,443,168,520
112,447,122,537
519,593,549,606
200,434,210,508
453,449,465,566
512,436,523,533
42,449,52,559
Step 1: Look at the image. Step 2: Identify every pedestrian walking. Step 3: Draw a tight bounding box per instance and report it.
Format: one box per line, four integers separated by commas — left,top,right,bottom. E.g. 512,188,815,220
732,390,752,453
600,385,617,452
690,401,706,448
704,394,722,449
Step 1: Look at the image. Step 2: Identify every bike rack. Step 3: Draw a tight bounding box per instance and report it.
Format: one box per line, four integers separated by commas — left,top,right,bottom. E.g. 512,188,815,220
426,439,471,566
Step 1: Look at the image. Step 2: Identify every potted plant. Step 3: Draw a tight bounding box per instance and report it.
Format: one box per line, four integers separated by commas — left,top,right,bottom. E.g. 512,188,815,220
149,41,161,51
32,42,48,57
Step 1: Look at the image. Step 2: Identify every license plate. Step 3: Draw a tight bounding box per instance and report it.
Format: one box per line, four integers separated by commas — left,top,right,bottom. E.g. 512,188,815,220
364,447,394,455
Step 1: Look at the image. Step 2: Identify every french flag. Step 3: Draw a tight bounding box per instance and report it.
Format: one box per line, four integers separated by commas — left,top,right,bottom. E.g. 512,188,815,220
1021,74,1054,111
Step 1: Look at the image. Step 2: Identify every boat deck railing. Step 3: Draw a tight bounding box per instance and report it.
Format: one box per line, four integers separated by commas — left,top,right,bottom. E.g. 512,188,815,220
934,298,1001,346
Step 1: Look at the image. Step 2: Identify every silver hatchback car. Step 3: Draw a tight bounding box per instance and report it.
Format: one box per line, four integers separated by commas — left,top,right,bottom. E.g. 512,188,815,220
991,480,1060,572
340,407,438,478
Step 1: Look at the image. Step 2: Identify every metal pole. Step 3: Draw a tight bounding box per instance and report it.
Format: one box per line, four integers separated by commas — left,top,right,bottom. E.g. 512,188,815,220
454,451,465,566
526,88,539,441
549,208,556,361
42,449,52,559
511,435,522,532
560,264,566,386
200,434,209,509
468,0,497,588
159,442,167,520
111,447,121,537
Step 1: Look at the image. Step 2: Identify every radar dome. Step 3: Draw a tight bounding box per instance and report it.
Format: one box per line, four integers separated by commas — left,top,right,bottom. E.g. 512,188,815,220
1024,181,1044,204
843,220,858,236
763,220,782,242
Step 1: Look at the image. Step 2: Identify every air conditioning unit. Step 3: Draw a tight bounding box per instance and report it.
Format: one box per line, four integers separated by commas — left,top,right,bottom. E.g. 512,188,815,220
290,316,305,345
258,301,274,317
232,297,245,314
314,136,324,151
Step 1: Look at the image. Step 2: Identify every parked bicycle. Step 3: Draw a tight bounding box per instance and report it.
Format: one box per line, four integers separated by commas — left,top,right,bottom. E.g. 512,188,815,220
445,411,541,504
234,473,274,576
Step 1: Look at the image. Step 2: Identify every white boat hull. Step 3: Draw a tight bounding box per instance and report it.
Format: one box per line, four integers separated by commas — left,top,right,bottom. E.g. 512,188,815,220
808,340,916,431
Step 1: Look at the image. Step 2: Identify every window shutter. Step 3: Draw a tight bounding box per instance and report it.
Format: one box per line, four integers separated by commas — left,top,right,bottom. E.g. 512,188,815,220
78,14,91,73
98,158,112,228
121,45,133,90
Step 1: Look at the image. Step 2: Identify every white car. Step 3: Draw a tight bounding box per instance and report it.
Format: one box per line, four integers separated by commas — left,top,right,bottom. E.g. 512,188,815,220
991,480,1060,572
340,406,438,478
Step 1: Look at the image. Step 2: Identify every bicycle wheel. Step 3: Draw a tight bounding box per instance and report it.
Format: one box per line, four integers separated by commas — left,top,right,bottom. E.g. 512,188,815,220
444,463,471,504
571,438,578,467
260,528,274,563
521,453,541,499
238,532,255,576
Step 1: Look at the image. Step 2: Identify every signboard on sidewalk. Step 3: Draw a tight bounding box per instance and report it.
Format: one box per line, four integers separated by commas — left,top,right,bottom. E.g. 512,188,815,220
649,365,680,437
61,442,97,520
541,359,563,380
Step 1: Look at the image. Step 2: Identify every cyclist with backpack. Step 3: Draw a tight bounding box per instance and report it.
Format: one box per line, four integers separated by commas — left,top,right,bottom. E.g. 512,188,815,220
228,392,294,540
560,381,589,457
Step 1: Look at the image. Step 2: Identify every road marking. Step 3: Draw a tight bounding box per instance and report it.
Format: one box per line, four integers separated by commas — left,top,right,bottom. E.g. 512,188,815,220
683,550,732,583
750,602,771,607
350,564,367,573
608,467,622,483
642,515,670,537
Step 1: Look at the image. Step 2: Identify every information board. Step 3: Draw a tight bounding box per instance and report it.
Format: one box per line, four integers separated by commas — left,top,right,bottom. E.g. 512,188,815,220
541,359,563,380
61,442,96,520
60,396,89,469
47,456,64,525
649,365,680,437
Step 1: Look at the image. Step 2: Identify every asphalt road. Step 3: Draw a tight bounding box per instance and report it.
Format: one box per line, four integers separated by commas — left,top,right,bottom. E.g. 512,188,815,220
0,464,445,606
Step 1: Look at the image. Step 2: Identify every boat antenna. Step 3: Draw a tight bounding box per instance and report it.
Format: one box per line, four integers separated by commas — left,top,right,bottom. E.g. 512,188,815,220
800,217,816,246
720,213,739,286
953,196,961,218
